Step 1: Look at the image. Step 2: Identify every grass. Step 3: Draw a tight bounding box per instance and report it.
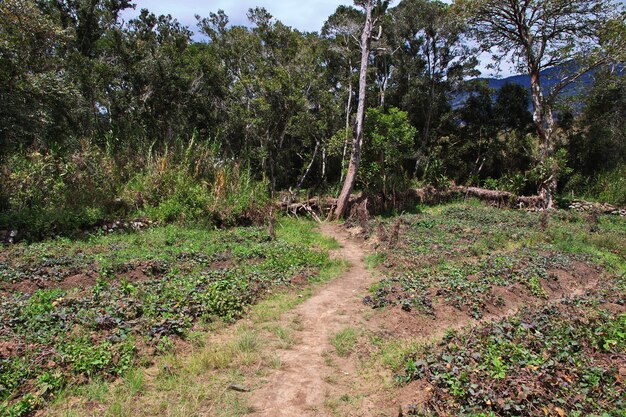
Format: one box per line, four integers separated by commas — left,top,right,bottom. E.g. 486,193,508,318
265,324,296,349
0,217,344,417
368,335,425,374
277,217,341,250
365,252,387,269
330,328,358,357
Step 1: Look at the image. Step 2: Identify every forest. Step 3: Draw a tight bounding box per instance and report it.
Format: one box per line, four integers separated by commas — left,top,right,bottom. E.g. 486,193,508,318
0,0,625,416
1,0,625,239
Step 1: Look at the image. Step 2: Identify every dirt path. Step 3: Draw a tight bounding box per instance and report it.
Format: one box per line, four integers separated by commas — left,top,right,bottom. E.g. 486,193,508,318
248,223,379,417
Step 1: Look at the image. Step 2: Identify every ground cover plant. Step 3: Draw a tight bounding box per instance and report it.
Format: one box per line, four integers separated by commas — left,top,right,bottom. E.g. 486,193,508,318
0,219,338,416
366,203,625,318
401,303,626,416
364,202,626,416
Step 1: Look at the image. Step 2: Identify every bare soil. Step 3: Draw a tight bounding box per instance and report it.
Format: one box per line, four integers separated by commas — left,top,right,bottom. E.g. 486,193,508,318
246,223,386,417
1,260,168,294
242,223,612,417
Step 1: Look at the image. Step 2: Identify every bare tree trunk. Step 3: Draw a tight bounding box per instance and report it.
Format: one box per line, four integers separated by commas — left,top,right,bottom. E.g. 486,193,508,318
333,0,375,220
530,71,556,209
414,38,436,178
321,147,327,185
339,67,354,187
379,65,389,108
296,139,320,191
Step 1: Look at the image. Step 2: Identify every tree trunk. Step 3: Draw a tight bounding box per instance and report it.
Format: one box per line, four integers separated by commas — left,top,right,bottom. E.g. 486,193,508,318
379,65,389,108
296,139,320,191
321,147,327,185
339,69,354,186
414,37,436,178
530,71,556,209
333,0,375,220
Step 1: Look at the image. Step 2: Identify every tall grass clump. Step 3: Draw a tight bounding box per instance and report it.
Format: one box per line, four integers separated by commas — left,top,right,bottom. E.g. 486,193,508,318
0,141,119,239
120,137,269,227
564,165,626,206
0,136,270,241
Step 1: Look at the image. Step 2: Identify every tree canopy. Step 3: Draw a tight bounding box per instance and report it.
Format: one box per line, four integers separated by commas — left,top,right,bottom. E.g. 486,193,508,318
1,0,625,232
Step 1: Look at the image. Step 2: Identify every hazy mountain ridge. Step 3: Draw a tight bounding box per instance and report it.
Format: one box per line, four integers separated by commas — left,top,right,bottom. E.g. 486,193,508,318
453,63,623,110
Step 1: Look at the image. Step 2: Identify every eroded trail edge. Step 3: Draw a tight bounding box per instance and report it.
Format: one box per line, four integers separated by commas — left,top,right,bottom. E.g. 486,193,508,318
247,223,378,417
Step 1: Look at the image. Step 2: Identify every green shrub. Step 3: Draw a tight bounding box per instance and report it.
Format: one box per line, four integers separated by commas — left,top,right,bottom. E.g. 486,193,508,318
0,140,270,239
361,107,416,194
2,146,118,210
121,154,268,227
0,146,117,239
0,393,37,417
60,337,114,377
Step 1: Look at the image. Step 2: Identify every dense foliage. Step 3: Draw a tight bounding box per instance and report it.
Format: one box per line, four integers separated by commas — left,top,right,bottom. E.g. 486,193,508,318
1,0,624,237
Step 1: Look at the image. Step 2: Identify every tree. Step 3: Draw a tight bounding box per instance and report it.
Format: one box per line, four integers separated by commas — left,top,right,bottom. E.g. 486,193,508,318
494,83,532,133
361,107,416,197
568,68,626,177
198,9,333,193
322,6,364,187
457,82,497,181
40,0,134,137
105,10,194,148
0,0,81,150
390,0,478,177
333,0,390,220
456,0,624,208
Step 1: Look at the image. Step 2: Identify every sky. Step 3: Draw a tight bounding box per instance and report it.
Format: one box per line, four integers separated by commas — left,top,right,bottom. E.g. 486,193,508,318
121,0,356,34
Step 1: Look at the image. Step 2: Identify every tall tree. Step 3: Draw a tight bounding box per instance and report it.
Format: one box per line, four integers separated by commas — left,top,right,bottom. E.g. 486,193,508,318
40,0,134,136
0,0,80,150
391,0,477,177
456,0,624,208
322,6,363,186
199,9,332,193
334,0,389,219
106,10,193,148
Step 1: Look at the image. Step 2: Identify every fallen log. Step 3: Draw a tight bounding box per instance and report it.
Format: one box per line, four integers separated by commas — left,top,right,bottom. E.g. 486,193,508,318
279,187,625,221
569,200,626,216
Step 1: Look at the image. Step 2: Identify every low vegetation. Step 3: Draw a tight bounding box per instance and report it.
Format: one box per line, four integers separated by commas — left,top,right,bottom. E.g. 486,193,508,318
363,202,625,416
330,328,359,357
0,219,339,416
401,304,625,416
1,0,625,415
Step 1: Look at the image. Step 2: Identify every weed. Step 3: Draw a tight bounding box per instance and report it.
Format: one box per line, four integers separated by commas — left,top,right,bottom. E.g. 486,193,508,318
400,305,626,416
266,324,295,349
526,276,548,298
233,330,259,354
330,328,358,357
365,253,387,269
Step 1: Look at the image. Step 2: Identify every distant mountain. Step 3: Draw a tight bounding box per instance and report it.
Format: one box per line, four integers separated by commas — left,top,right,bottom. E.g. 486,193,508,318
452,62,623,111
483,63,595,98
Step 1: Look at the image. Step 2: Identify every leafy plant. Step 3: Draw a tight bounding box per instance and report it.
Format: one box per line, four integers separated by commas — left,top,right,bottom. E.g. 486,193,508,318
0,220,336,414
